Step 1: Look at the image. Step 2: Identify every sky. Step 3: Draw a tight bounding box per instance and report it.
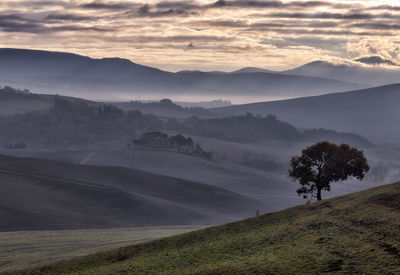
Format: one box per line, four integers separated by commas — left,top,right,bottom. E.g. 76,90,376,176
1,0,400,72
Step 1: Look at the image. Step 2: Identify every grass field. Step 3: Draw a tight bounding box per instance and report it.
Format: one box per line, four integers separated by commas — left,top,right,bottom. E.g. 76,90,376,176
0,226,200,272
12,182,400,274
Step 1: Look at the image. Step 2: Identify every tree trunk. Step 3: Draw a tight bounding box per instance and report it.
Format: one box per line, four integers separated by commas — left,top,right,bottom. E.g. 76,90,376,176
317,187,322,201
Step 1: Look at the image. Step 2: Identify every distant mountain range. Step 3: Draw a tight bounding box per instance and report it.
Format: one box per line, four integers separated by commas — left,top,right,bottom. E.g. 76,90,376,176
0,48,366,101
213,84,400,140
282,58,400,87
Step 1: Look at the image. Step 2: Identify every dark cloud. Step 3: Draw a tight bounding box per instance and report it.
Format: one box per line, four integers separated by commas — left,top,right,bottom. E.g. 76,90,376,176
45,14,95,22
213,0,281,8
155,2,202,10
5,1,70,8
0,13,107,33
135,4,196,17
211,0,329,8
307,21,339,28
355,55,398,66
350,23,400,30
124,0,348,19
251,21,339,29
133,35,234,43
193,19,248,28
251,27,392,37
367,5,400,11
80,2,130,10
49,25,109,33
262,36,346,52
100,34,234,44
191,19,340,29
0,14,42,33
265,12,377,20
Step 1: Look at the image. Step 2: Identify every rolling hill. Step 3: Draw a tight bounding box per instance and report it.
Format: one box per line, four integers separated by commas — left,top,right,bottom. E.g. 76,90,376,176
0,154,263,231
213,83,400,140
0,226,201,273
0,89,374,150
5,130,395,216
0,48,365,101
3,148,303,212
0,86,99,116
0,87,53,115
13,182,400,274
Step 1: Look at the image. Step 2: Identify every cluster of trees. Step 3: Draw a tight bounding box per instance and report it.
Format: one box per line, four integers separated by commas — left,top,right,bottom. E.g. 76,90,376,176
0,97,162,149
132,131,211,158
166,113,299,142
169,134,194,151
166,113,373,146
0,86,33,99
133,132,194,151
114,98,210,118
53,96,124,119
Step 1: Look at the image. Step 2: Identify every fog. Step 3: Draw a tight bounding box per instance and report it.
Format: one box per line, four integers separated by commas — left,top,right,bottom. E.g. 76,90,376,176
1,49,400,271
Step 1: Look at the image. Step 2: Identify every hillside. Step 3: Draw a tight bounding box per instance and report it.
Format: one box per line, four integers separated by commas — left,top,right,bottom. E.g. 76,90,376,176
0,48,365,101
0,154,263,231
14,182,400,274
6,134,392,215
7,148,302,210
0,86,53,115
112,99,212,118
213,84,400,139
0,92,373,150
0,86,98,116
0,226,201,272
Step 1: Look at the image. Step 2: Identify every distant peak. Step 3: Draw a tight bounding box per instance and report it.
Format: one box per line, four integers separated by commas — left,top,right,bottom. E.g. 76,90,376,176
307,60,328,65
297,58,368,69
232,67,271,74
303,60,346,67
177,70,204,74
100,57,135,64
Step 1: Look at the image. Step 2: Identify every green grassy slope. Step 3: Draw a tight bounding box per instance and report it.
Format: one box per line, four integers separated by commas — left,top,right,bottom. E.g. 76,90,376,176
12,182,400,274
0,226,200,272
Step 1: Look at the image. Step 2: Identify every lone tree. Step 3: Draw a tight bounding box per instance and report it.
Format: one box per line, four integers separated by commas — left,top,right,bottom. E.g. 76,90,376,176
289,141,369,201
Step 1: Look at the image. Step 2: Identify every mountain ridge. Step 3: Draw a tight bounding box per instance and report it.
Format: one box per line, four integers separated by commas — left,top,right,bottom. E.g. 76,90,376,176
0,48,366,101
283,59,400,86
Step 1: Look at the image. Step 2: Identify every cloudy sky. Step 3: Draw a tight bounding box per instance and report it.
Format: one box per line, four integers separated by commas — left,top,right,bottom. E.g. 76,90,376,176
1,0,400,71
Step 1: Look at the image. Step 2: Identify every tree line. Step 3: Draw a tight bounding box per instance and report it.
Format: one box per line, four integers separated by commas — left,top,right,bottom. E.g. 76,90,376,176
0,96,373,150
4,143,27,150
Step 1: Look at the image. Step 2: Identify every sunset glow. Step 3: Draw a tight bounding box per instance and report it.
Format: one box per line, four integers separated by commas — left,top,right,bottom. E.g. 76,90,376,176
0,0,399,71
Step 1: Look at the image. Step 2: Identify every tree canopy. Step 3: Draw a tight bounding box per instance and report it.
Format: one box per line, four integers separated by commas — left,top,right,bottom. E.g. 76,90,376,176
289,142,370,201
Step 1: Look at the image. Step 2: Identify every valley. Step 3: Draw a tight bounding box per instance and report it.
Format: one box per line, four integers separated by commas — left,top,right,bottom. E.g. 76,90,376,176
0,46,399,273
